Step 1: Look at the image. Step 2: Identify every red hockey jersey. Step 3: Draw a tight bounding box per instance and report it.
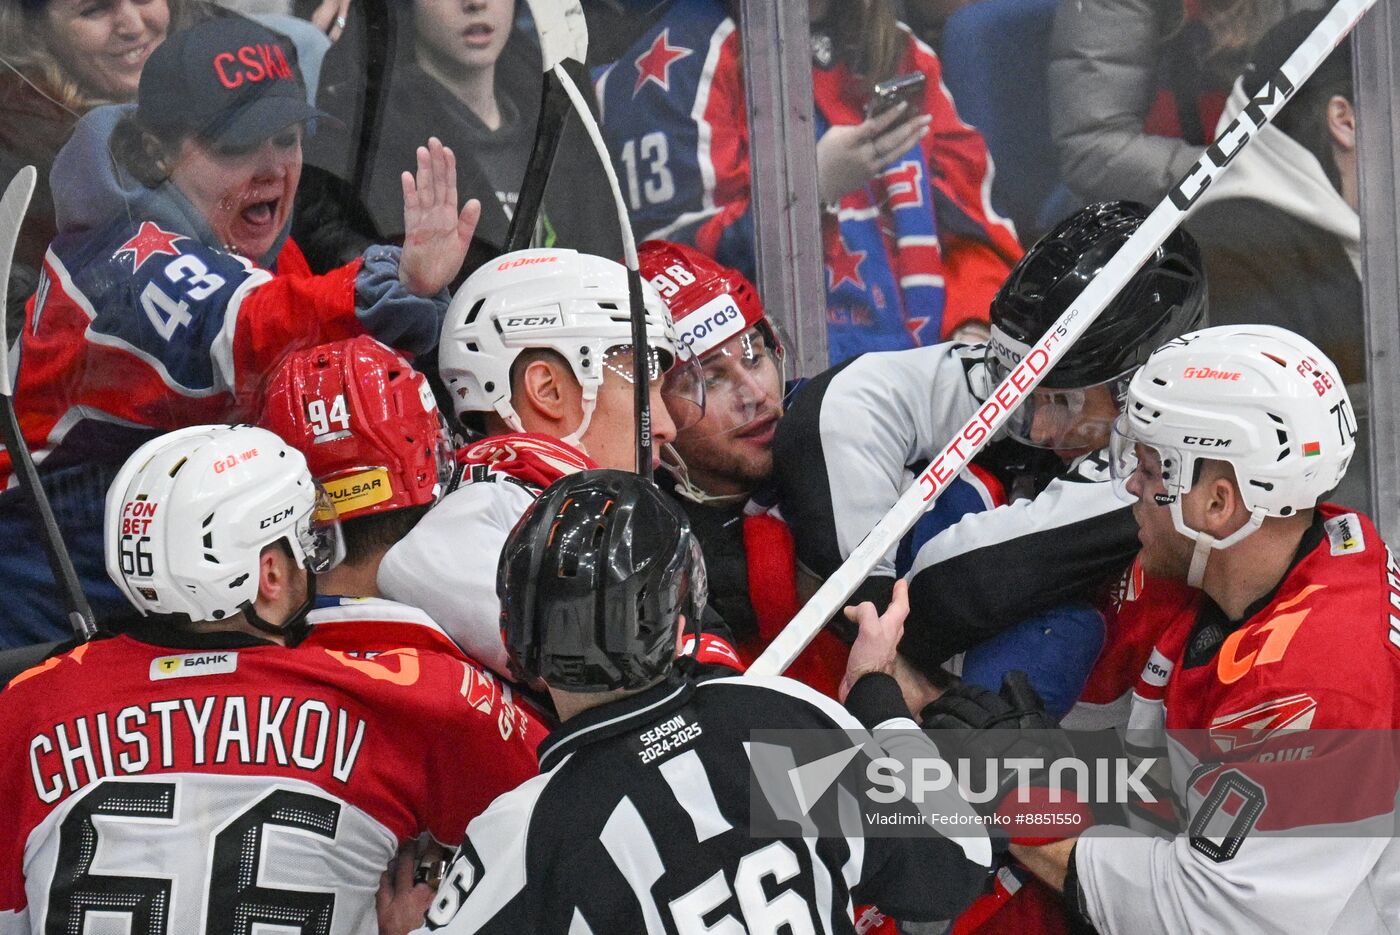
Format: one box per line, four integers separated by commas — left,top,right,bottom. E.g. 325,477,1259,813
4,224,362,490
0,619,539,934
1073,505,1400,934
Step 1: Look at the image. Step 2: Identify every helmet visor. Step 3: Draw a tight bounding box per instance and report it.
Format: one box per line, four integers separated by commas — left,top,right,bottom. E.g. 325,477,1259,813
433,414,458,500
604,344,707,432
687,535,709,622
299,484,346,574
989,349,1127,451
681,327,783,442
1108,414,1185,506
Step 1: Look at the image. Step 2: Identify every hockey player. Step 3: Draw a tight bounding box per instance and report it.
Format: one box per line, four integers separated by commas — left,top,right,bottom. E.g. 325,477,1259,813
995,326,1400,933
0,424,538,934
375,249,721,677
0,17,482,646
397,469,994,934
775,201,1206,722
639,239,1002,700
258,336,468,656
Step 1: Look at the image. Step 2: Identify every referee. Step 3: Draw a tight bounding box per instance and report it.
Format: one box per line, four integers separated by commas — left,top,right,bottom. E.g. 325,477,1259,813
400,469,994,934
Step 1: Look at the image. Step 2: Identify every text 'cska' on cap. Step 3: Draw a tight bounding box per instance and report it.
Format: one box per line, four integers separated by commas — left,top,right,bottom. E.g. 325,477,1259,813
137,17,326,148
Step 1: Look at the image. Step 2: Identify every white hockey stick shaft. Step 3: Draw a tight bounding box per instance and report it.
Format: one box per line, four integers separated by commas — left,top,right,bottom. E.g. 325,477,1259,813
0,165,34,396
554,60,656,477
519,1,652,474
0,165,99,640
748,0,1379,678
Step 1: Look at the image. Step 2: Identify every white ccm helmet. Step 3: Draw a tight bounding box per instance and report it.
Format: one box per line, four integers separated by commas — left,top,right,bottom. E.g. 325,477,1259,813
1109,324,1356,586
438,248,689,447
104,425,345,630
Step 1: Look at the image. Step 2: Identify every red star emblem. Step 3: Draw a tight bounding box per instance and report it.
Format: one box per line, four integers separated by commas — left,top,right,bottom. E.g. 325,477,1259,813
633,29,692,97
115,222,186,272
826,239,866,291
904,316,931,346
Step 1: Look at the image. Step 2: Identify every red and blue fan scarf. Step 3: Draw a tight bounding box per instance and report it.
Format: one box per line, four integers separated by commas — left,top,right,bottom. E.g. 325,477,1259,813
812,64,947,363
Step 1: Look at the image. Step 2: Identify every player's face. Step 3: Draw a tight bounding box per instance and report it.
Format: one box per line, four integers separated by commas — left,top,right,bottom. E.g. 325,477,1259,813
581,347,677,472
168,127,303,262
672,329,783,497
42,0,169,101
1124,443,1194,580
414,0,515,74
1028,383,1120,462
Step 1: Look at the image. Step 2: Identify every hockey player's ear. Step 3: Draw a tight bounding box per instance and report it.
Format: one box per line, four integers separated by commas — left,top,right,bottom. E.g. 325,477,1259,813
1327,95,1356,152
1194,460,1247,536
254,541,303,624
517,357,580,424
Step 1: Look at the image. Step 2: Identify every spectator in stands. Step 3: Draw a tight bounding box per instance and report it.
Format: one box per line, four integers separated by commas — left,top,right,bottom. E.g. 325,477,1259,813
295,0,619,275
594,0,1021,364
0,16,481,648
0,0,190,334
1187,12,1367,508
1047,0,1322,205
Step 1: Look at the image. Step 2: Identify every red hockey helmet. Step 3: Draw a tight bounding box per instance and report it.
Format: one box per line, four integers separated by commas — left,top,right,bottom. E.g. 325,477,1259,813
638,239,782,359
259,336,453,522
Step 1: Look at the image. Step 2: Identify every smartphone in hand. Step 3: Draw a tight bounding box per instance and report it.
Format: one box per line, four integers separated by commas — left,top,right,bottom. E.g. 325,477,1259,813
865,72,928,119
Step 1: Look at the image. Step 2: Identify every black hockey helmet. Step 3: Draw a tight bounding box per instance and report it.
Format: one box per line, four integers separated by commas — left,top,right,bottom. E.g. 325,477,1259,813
988,201,1206,391
497,469,708,693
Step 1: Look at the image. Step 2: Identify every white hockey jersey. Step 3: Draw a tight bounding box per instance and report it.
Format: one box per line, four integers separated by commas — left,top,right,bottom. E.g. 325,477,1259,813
378,434,597,677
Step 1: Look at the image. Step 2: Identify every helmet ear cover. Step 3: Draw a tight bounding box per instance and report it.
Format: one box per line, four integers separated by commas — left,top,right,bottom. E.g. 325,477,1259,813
497,469,708,693
988,201,1207,391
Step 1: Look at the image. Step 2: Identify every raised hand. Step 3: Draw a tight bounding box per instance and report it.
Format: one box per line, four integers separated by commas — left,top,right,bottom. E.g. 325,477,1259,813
399,137,482,297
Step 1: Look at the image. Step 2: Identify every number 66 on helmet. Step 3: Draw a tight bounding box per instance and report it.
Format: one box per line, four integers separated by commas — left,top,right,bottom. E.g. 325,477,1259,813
103,424,344,632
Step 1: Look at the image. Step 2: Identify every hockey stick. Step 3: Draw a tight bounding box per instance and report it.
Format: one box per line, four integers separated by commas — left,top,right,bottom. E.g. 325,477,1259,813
523,0,654,477
503,67,579,253
0,166,98,641
552,66,655,478
748,0,1379,677
505,3,585,253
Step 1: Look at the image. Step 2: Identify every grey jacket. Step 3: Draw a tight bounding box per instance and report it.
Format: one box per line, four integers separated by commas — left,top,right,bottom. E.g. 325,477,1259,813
1046,0,1323,204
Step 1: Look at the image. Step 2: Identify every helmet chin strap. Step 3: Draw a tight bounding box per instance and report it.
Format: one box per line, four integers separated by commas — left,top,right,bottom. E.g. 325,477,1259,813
243,569,318,646
495,398,526,434
559,390,598,452
661,443,749,506
1186,532,1215,590
1169,495,1269,590
495,387,596,452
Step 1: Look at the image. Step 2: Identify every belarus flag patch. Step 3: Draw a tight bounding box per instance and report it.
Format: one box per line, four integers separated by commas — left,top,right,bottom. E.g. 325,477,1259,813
1302,441,1321,457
